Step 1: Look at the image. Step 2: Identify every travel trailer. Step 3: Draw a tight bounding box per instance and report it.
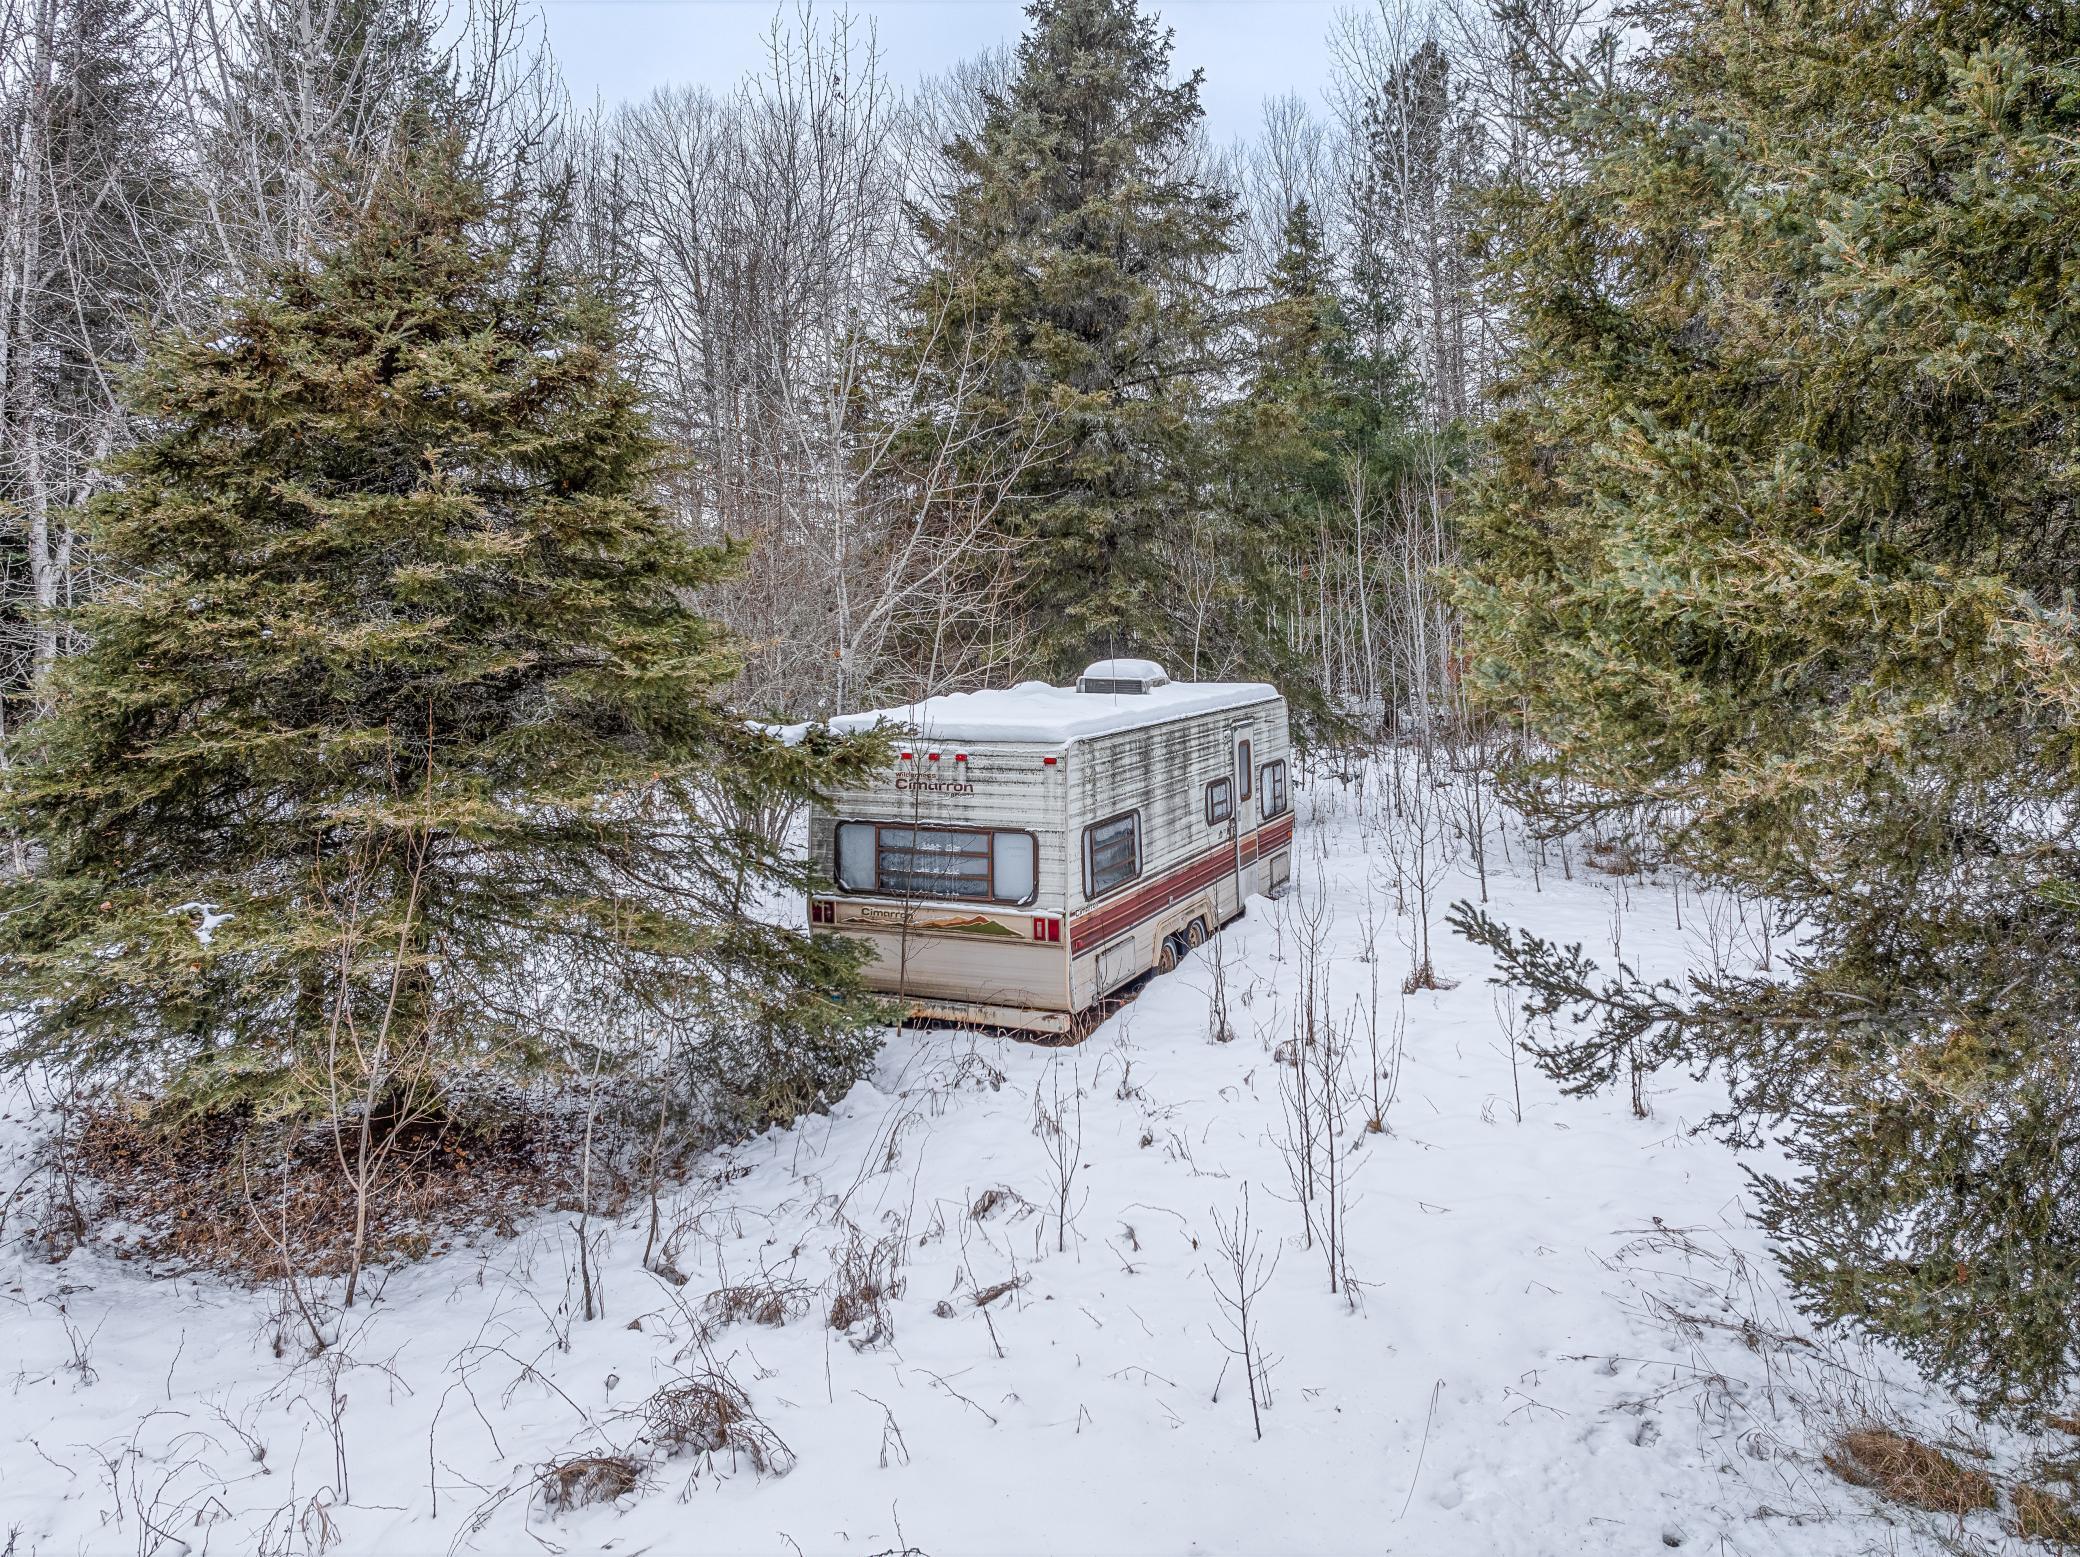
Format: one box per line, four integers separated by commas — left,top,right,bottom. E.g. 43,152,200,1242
807,660,1293,1036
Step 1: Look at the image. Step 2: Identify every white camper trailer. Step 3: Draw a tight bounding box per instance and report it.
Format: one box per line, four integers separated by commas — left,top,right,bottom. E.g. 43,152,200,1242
807,660,1293,1036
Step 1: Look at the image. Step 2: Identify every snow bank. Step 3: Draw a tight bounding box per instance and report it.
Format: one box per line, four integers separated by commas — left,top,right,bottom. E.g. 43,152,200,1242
0,763,1990,1555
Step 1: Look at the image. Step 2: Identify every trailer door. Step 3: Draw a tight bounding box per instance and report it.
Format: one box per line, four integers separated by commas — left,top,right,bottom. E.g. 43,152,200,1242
1223,722,1251,918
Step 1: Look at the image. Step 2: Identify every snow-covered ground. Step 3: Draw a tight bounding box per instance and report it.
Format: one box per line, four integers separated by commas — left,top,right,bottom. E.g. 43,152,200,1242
0,771,1998,1555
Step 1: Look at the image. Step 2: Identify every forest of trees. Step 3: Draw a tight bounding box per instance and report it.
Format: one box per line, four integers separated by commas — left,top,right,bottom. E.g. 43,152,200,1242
1,0,2075,1445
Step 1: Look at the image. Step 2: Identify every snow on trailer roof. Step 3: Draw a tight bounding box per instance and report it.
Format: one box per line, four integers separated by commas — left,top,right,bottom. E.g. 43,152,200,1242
828,663,1280,746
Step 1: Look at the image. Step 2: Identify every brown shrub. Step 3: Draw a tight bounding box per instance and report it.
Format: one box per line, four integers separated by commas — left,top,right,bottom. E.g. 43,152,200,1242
538,1453,642,1512
826,1232,904,1349
700,1277,813,1330
644,1372,794,1478
57,1087,655,1281
1824,1427,1998,1518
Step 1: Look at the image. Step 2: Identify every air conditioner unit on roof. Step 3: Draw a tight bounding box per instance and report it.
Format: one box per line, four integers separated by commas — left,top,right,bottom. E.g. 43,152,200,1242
1076,658,1169,695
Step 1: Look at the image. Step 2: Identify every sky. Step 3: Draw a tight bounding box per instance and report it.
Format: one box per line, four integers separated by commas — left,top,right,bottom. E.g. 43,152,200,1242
534,0,1353,147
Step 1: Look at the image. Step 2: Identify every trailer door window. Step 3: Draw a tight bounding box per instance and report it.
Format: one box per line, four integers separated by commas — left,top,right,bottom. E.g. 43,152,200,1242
1205,776,1233,825
1083,811,1142,899
1236,740,1253,802
1260,759,1289,819
992,831,1037,904
835,822,876,891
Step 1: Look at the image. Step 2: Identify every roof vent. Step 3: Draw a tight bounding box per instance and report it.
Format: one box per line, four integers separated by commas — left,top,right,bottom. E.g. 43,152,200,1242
1076,658,1170,695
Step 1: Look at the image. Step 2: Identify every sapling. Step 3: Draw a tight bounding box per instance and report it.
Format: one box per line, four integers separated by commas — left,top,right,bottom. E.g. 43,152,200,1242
316,815,442,1314
1386,749,1458,992
569,1043,612,1323
1358,884,1404,1132
1032,1059,1086,1254
1206,1186,1279,1440
1367,997,1408,1135
1274,1005,1319,1250
1207,933,1237,1044
1314,1000,1361,1300
1492,990,1525,1125
1448,727,1498,904
1272,924,1365,1294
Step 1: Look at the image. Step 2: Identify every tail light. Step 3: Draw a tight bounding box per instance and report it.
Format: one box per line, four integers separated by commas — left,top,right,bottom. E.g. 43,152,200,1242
1032,916,1062,943
811,899,835,925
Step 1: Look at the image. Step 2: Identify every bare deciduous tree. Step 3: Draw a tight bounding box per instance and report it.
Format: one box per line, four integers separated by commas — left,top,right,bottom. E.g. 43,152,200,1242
576,14,1037,719
0,0,188,843
1207,1185,1278,1440
1033,1058,1085,1256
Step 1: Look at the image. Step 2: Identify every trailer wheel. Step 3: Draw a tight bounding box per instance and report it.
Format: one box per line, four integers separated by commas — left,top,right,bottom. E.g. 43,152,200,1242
1155,936,1181,975
1184,918,1208,950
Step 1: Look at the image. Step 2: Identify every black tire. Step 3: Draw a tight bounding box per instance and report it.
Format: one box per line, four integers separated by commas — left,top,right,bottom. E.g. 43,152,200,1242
1155,936,1181,975
1184,918,1208,949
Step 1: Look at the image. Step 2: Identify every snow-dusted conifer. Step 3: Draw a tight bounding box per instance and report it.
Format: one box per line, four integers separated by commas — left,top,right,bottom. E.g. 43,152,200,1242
890,0,1235,677
0,141,888,1129
1454,0,2080,1418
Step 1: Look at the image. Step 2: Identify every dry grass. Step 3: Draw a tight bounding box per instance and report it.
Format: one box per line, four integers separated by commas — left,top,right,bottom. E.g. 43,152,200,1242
968,1186,1030,1222
945,1049,1006,1093
1824,1427,1998,1519
972,1274,1027,1308
2013,1482,2080,1547
537,1453,642,1512
63,1093,611,1280
1399,960,1458,995
827,1231,904,1349
700,1276,813,1330
644,1372,795,1477
1583,838,1644,876
2012,1449,2080,1549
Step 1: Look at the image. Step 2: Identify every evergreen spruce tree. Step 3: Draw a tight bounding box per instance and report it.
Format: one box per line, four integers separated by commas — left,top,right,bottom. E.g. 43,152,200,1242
892,0,1234,677
1348,37,1482,424
1219,199,1417,734
0,144,887,1132
1452,0,2080,1417
1232,201,1354,507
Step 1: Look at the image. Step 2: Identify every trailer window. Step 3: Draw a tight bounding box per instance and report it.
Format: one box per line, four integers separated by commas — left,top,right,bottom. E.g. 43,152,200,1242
878,826,991,900
1260,760,1289,819
1236,740,1253,801
1205,776,1233,825
835,822,876,891
833,823,1037,906
992,831,1037,903
1083,811,1141,899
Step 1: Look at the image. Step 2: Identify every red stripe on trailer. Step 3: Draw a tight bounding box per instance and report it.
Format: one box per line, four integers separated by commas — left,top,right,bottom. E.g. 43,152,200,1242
1239,811,1295,867
1067,813,1296,954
